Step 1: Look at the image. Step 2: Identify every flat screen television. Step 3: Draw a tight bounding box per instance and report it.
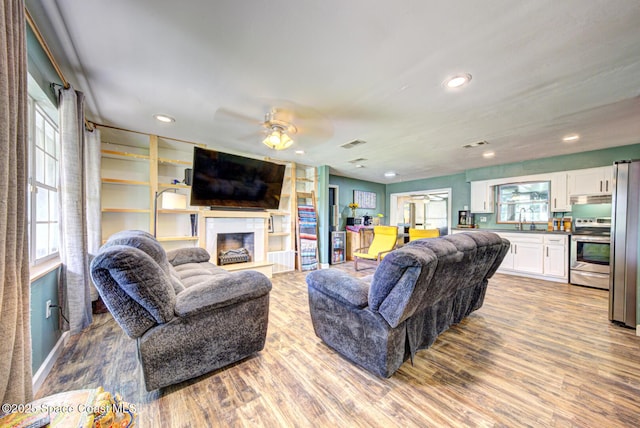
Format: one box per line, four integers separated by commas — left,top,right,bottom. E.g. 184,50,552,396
190,146,286,210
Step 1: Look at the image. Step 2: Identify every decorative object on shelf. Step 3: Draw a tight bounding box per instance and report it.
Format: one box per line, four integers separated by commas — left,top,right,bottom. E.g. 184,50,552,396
190,214,197,236
153,188,184,236
353,190,376,209
348,202,359,217
268,215,274,233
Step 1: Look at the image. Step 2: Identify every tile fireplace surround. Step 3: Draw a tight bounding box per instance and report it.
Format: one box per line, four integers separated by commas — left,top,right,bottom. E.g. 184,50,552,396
201,211,269,266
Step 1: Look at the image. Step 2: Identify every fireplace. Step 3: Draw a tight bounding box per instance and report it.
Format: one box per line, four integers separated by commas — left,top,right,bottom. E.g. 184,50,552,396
217,232,254,265
204,215,267,267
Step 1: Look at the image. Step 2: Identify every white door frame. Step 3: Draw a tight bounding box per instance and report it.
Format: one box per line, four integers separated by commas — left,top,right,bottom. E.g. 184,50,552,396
389,187,452,235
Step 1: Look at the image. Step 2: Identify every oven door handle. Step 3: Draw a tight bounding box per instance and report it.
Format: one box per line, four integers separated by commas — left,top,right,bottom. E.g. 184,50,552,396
571,236,611,243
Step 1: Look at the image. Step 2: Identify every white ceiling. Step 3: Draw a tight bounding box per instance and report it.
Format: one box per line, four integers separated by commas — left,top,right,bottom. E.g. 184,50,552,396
27,0,640,183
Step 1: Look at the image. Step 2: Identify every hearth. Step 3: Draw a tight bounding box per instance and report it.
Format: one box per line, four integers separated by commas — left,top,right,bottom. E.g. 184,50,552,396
216,232,254,265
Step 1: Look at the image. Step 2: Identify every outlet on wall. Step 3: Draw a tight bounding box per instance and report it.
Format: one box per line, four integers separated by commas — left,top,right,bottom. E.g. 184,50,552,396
480,217,487,223
45,300,52,319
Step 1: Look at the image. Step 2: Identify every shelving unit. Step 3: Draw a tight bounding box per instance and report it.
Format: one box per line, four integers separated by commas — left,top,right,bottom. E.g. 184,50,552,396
99,124,316,267
100,127,152,239
99,126,203,249
266,163,295,273
293,164,318,271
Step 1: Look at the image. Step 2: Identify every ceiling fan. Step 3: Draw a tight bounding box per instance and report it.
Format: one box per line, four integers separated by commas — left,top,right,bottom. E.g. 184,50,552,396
261,109,297,150
212,99,334,152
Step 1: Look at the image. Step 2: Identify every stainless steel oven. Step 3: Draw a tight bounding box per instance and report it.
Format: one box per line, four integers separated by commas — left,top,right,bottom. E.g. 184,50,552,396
570,217,611,289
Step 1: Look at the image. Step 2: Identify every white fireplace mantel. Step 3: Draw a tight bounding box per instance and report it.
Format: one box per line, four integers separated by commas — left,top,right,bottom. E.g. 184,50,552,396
200,210,270,268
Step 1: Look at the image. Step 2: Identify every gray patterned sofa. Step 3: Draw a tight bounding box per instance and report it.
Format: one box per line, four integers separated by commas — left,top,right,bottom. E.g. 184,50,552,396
306,231,509,377
90,230,271,390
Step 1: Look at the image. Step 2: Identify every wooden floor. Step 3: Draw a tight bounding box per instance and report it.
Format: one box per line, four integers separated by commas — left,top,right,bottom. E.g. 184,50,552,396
36,264,640,427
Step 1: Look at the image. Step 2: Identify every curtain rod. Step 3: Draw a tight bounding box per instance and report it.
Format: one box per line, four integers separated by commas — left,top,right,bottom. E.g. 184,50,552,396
25,7,95,131
91,122,204,146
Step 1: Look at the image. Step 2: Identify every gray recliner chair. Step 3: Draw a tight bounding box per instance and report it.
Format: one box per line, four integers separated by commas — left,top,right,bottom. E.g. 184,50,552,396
90,230,272,390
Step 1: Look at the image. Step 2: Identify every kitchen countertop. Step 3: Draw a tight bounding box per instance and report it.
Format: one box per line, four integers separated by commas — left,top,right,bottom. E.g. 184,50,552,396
452,227,571,235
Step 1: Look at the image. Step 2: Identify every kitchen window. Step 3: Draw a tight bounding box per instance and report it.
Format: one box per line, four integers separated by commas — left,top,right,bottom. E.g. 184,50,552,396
497,181,550,224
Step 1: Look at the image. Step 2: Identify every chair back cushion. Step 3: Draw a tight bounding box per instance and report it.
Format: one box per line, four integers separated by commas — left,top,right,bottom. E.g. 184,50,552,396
103,230,186,293
90,234,177,338
408,228,440,241
366,226,398,257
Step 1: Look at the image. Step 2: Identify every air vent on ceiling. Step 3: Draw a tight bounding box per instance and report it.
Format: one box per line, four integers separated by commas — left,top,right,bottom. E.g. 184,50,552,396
462,140,489,149
341,139,367,149
348,158,368,164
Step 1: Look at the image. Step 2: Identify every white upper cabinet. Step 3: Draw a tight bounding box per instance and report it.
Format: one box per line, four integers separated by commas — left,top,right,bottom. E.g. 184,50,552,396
470,180,494,213
567,166,613,195
549,172,570,212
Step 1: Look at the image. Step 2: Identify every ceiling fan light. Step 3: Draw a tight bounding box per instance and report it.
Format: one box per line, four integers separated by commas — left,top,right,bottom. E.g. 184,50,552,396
263,127,293,150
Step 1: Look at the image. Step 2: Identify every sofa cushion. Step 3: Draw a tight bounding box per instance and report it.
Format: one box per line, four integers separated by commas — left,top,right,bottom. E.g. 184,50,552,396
174,270,272,317
166,247,211,266
306,269,369,309
172,261,228,288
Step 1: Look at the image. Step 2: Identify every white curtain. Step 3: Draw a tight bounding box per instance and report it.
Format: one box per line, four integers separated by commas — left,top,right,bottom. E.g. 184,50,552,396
85,127,101,301
58,86,100,333
0,0,33,405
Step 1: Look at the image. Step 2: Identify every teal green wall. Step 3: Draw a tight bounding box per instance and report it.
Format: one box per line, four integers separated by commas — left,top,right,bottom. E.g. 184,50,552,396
30,267,62,373
466,143,640,182
26,24,61,106
317,166,330,265
329,175,387,228
460,143,640,230
385,173,469,222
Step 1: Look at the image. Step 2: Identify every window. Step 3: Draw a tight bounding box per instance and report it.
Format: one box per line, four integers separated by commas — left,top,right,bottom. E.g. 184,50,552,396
27,94,60,263
497,181,550,224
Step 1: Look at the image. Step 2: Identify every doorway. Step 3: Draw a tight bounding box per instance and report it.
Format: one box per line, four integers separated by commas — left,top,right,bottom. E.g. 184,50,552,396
389,188,452,238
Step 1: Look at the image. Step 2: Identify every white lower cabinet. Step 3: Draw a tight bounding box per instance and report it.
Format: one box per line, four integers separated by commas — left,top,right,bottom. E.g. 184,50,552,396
452,230,569,283
543,235,568,280
498,233,544,275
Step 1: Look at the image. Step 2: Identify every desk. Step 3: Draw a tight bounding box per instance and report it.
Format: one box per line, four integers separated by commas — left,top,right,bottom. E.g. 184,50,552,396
346,228,374,260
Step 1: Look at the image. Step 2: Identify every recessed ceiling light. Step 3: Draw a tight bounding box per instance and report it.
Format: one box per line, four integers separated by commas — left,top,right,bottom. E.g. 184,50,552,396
384,171,397,178
295,150,305,155
482,151,495,159
154,114,175,123
444,73,472,89
562,134,580,142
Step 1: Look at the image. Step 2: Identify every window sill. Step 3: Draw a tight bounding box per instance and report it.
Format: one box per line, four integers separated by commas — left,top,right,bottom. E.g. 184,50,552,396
30,258,62,283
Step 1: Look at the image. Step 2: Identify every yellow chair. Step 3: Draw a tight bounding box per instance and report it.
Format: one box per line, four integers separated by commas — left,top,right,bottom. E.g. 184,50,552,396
408,228,440,241
353,225,398,271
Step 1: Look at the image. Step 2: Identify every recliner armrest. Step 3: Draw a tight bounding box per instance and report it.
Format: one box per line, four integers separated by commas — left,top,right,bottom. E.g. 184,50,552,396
306,269,369,309
166,247,211,266
174,270,272,318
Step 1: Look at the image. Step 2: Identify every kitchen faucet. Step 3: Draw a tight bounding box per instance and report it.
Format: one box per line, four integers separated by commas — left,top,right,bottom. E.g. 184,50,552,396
517,208,526,230
529,207,536,230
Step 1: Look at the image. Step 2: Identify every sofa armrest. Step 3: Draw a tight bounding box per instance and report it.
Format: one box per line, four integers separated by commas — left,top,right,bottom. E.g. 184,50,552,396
166,247,211,266
174,270,272,318
306,269,369,309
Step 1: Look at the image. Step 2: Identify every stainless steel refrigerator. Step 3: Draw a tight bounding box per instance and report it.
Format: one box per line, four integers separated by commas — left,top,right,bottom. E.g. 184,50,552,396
609,160,639,328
